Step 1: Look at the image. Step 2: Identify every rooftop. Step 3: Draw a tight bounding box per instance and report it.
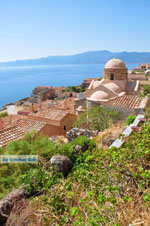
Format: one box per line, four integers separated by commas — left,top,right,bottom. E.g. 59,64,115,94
102,95,143,109
104,58,126,69
19,98,75,115
0,118,46,147
29,109,69,121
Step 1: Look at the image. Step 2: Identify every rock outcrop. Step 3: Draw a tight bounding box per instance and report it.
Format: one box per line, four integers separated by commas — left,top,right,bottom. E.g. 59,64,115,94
0,185,28,225
49,155,73,177
66,128,98,142
102,133,118,147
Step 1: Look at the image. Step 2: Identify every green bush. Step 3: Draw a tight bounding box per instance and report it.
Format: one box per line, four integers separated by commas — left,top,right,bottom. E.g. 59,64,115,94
63,86,85,93
0,132,96,198
143,85,150,96
74,105,121,131
21,168,63,196
125,115,136,126
0,111,8,118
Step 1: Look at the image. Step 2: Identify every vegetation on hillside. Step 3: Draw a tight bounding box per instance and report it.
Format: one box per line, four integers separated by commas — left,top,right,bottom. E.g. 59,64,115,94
0,111,8,118
3,119,150,226
125,115,136,126
143,85,150,96
1,109,150,225
63,86,85,93
74,105,121,131
0,133,95,199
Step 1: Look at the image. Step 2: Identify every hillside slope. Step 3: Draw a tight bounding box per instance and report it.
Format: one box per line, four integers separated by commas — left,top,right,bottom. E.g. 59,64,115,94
0,50,150,67
0,119,150,226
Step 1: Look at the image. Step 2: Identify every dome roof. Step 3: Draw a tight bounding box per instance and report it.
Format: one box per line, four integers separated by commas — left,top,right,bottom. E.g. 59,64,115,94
104,83,122,94
105,58,126,69
90,91,109,101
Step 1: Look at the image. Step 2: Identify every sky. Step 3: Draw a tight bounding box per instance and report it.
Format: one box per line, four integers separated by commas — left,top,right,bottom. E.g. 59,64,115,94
0,0,150,62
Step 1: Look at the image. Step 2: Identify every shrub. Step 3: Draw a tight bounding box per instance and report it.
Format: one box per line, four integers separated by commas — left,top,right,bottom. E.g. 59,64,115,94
143,85,150,96
74,105,121,131
125,115,136,126
63,86,85,93
0,111,8,118
21,168,63,196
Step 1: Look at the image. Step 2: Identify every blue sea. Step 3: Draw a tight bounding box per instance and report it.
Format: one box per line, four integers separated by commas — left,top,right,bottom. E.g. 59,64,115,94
0,64,137,109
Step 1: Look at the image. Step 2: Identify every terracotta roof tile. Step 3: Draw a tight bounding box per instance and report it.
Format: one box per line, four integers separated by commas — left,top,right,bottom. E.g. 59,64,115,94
102,95,143,109
29,109,68,121
0,118,46,147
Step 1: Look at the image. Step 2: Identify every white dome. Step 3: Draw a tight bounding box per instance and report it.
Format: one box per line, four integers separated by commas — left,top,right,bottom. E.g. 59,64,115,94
104,83,121,94
105,58,126,69
90,91,109,101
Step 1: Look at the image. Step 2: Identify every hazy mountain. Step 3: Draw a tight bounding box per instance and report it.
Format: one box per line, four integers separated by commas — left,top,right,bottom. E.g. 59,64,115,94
0,50,150,67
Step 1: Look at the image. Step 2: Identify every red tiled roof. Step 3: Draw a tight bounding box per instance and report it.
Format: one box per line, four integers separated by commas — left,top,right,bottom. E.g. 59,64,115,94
0,118,46,147
29,109,68,121
19,98,75,115
102,95,143,109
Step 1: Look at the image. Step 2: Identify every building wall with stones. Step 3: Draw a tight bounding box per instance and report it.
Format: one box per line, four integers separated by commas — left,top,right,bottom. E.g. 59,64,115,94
61,114,77,136
29,87,55,103
39,124,61,137
40,89,55,101
28,113,77,137
103,68,128,80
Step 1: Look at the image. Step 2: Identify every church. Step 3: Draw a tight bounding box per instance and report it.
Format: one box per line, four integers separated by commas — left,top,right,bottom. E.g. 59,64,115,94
75,58,149,117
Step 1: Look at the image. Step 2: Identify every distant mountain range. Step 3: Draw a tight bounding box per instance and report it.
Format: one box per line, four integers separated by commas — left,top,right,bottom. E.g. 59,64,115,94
0,50,150,67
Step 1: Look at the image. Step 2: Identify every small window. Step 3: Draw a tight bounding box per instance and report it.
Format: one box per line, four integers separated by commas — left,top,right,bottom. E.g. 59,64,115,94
110,74,114,80
64,125,66,131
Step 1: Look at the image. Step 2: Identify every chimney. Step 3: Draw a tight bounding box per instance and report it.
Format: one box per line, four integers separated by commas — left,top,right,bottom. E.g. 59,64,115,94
0,118,3,130
32,104,35,113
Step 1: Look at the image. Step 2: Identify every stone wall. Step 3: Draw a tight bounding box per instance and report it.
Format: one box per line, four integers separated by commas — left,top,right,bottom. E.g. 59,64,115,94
103,68,128,80
29,87,55,103
40,89,55,101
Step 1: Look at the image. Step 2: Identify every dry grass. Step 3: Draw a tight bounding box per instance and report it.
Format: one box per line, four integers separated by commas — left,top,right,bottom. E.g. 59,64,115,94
94,122,123,149
6,198,44,226
108,189,150,226
6,191,150,226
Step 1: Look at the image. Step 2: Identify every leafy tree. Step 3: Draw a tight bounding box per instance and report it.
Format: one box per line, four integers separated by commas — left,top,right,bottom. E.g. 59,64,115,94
74,105,121,131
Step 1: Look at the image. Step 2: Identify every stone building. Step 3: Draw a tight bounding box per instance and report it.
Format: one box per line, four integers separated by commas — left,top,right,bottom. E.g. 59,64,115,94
75,58,149,117
0,108,77,147
103,58,128,80
29,86,55,103
28,109,77,137
138,63,150,70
